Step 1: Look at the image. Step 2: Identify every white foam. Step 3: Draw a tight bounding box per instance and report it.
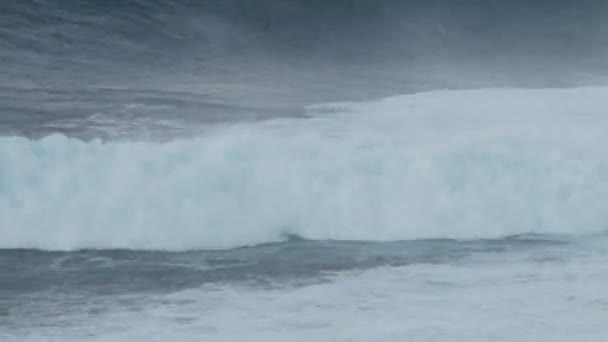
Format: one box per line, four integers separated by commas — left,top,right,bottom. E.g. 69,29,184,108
2,87,608,250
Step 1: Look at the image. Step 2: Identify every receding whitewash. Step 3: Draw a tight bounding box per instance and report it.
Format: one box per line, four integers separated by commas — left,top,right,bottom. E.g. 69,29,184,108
1,87,608,250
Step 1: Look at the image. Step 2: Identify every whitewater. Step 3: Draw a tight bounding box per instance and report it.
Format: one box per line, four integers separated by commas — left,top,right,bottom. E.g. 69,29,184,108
2,86,608,341
2,87,608,250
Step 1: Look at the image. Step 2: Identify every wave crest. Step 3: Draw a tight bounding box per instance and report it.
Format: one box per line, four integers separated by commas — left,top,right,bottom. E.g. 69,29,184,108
1,87,607,251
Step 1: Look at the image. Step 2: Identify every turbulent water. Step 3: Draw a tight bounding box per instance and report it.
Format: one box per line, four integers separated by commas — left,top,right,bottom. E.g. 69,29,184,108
2,1,608,341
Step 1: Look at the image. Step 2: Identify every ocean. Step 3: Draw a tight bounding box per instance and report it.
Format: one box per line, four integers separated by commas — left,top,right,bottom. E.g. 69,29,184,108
1,1,608,341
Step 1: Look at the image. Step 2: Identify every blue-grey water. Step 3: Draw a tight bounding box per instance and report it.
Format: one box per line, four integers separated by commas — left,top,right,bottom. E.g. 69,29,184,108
2,1,608,341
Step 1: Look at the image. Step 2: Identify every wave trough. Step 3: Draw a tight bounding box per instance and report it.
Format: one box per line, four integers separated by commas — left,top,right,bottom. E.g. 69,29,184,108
2,87,607,251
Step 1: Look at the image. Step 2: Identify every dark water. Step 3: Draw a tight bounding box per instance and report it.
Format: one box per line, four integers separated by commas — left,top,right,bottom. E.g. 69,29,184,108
0,236,572,317
0,236,568,289
1,232,590,339
2,0,608,140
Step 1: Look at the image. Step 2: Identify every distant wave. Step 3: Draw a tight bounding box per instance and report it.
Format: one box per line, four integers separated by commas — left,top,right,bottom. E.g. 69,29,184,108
2,87,607,251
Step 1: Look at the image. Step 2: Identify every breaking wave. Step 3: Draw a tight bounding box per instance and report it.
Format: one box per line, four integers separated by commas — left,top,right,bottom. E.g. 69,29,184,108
2,87,607,250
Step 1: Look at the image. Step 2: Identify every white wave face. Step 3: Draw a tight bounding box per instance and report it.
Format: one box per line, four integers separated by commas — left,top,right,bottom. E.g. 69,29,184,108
1,87,608,250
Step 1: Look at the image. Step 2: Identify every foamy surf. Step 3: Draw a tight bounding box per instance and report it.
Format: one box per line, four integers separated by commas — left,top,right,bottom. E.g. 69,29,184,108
1,87,607,251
